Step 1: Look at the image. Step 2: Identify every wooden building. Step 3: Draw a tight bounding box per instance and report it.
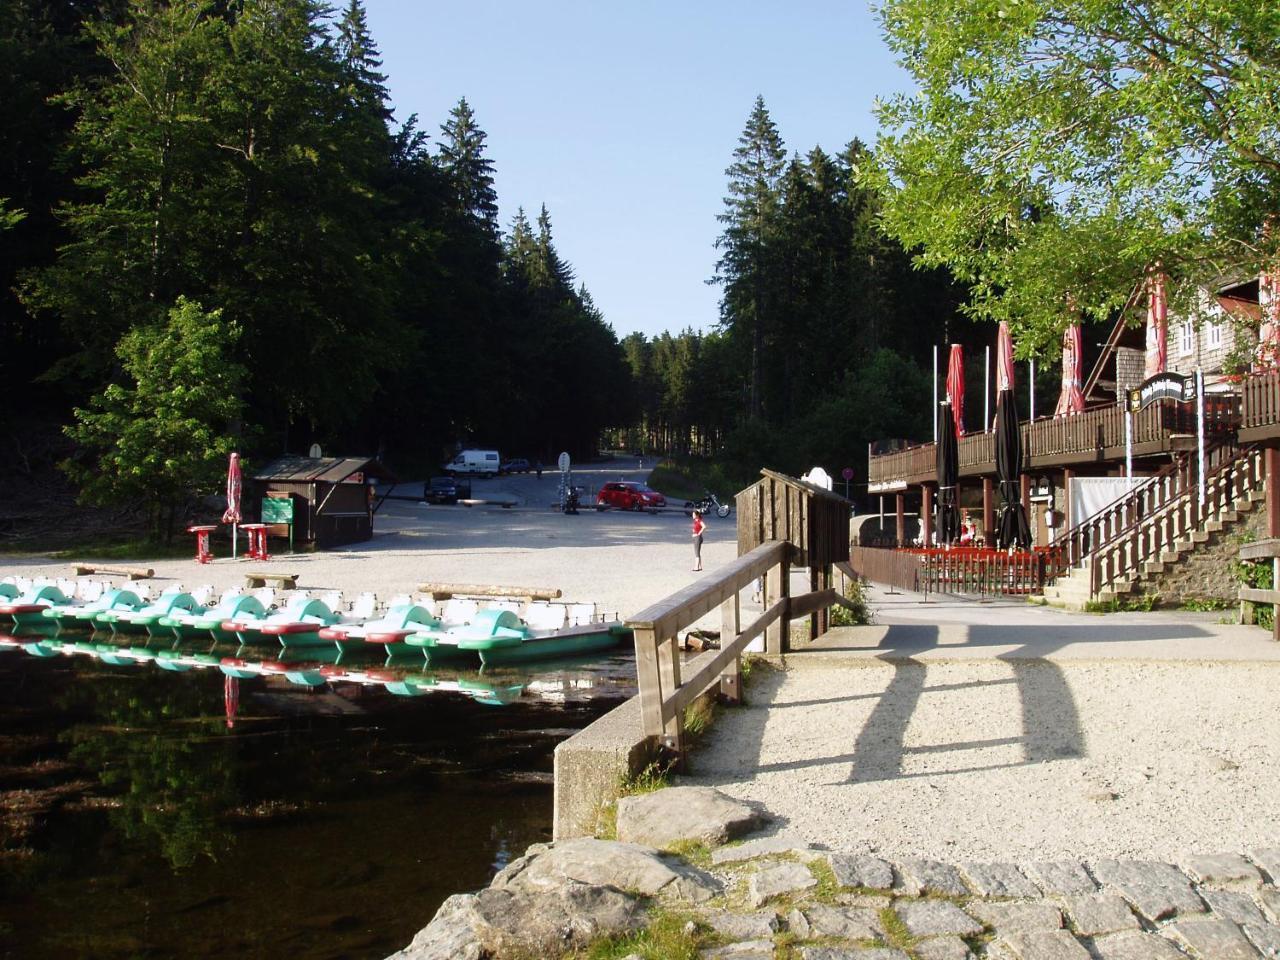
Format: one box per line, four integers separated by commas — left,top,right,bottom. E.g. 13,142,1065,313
250,456,395,549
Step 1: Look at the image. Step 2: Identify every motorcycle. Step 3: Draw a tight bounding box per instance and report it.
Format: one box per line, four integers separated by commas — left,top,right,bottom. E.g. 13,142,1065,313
684,491,731,519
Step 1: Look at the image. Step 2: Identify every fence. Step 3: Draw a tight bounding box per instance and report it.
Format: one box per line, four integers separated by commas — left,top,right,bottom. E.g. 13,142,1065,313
627,540,850,758
849,545,1060,597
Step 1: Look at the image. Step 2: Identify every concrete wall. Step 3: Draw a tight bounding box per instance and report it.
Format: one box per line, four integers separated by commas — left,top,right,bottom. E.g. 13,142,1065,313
552,696,656,840
1130,503,1264,606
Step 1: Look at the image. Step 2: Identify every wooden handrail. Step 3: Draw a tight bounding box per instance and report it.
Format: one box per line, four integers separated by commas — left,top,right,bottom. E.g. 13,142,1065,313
628,539,842,758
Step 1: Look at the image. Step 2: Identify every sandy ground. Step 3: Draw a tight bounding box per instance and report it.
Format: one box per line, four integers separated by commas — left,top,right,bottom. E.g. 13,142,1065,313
0,457,735,622
682,584,1280,862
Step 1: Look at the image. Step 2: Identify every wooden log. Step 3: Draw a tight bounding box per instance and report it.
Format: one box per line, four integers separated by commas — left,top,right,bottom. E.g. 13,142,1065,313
72,563,154,580
416,582,562,601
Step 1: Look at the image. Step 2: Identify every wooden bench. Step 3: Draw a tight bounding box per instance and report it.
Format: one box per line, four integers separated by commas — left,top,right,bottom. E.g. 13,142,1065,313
417,582,561,602
72,563,154,580
244,572,300,590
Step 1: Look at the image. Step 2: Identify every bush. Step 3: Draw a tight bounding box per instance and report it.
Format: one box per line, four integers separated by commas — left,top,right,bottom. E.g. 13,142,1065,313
829,575,873,626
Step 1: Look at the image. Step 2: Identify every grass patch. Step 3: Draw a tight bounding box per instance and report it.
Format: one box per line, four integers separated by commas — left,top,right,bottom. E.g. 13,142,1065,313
829,575,873,626
878,905,917,951
573,908,714,960
663,839,712,869
1180,596,1231,611
3,535,193,561
807,858,841,903
1083,592,1159,613
683,695,716,738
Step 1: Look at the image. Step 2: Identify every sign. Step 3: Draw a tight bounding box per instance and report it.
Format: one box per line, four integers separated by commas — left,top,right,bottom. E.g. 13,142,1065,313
841,467,854,481
308,443,322,458
1128,372,1196,412
557,452,570,472
261,497,294,523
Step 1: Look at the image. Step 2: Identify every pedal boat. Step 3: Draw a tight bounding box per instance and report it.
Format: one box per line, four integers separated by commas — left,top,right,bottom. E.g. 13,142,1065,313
404,608,628,666
228,597,339,648
162,592,268,642
98,591,200,636
41,588,145,630
0,584,71,627
318,603,438,656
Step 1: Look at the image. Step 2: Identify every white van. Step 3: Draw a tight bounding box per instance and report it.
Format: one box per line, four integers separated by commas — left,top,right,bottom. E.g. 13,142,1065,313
444,449,501,477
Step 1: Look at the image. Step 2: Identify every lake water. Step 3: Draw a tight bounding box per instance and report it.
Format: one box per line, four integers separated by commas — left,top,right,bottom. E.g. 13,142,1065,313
0,631,635,959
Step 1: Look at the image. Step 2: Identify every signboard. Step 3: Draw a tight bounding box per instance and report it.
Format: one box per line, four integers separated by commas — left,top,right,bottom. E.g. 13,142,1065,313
308,443,322,458
261,497,294,523
841,467,854,481
1128,372,1196,412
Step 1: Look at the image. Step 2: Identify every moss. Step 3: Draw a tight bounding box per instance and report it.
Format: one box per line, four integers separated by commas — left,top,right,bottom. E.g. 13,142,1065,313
878,904,917,951
573,908,716,960
807,858,841,904
664,839,712,869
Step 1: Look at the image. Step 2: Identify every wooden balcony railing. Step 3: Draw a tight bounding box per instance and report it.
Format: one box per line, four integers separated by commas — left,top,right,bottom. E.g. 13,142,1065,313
1241,370,1280,439
869,396,1241,488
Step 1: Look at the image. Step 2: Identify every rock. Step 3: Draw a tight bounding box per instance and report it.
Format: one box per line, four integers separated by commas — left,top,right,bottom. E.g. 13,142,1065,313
894,900,983,938
1244,922,1280,959
748,861,817,906
968,900,1062,932
1260,887,1280,924
386,882,643,960
701,909,780,940
701,940,775,959
787,907,811,938
1022,860,1097,896
1061,894,1139,936
958,862,1039,898
711,834,820,865
802,903,882,939
1164,919,1265,960
616,786,766,848
1090,859,1206,921
494,836,721,903
1090,931,1188,960
895,858,969,897
825,852,895,891
914,938,975,960
1182,853,1264,887
1250,848,1280,882
995,930,1091,960
801,950,909,960
1202,889,1271,927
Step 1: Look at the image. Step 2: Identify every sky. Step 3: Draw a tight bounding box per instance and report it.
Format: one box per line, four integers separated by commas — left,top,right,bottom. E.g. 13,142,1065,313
363,1,913,340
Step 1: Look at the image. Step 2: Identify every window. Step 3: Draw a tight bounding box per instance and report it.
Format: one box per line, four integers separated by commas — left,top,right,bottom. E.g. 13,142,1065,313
1207,321,1223,349
1179,322,1194,356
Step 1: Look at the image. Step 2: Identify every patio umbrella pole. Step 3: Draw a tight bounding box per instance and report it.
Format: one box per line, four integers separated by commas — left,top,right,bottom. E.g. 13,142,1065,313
932,345,938,442
1197,367,1206,507
985,347,990,431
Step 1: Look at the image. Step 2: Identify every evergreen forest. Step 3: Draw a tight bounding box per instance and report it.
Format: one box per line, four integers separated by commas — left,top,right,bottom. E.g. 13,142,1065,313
0,0,971,535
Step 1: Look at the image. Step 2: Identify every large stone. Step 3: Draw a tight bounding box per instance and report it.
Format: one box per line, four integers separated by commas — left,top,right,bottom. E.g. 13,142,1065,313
825,853,895,891
959,862,1039,899
801,950,909,960
1260,887,1280,925
1250,848,1280,882
1183,853,1264,887
1165,919,1264,959
700,941,775,959
701,909,781,940
711,834,819,865
1091,931,1188,960
1244,922,1280,959
1090,859,1205,921
996,930,1090,960
1022,861,1096,896
494,836,721,902
914,938,974,960
968,900,1062,932
386,882,643,960
894,900,983,938
748,861,817,906
802,903,882,940
895,858,969,897
616,786,766,848
1202,890,1271,927
1061,894,1138,936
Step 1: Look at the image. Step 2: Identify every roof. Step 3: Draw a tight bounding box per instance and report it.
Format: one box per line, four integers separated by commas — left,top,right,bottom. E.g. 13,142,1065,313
251,456,397,483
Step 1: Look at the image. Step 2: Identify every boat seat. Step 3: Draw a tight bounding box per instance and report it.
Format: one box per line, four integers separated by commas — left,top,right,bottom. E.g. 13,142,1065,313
441,598,479,625
349,593,378,620
567,603,597,627
524,602,567,632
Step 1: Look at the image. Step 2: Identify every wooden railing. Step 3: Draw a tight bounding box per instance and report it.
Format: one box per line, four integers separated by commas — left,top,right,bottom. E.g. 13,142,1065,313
869,397,1241,487
1055,439,1240,572
628,540,848,756
1088,447,1264,595
849,545,1062,597
847,546,922,593
1242,371,1280,434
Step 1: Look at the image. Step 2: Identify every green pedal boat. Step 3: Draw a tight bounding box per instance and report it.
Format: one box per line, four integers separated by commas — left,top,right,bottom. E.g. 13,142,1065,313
404,608,629,667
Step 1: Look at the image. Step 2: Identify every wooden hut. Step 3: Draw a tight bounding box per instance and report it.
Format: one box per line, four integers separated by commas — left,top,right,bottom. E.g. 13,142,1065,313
250,456,395,549
736,468,852,568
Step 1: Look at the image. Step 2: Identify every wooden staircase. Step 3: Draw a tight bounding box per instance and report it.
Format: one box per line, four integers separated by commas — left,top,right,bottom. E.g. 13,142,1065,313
1040,445,1265,609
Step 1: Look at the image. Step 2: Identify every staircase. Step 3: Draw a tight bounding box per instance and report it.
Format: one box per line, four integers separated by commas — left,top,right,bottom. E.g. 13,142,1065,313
1040,445,1265,609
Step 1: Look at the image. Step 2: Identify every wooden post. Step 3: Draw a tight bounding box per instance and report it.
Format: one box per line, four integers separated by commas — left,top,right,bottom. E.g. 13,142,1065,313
718,593,742,704
820,563,832,634
1268,447,1280,640
982,477,995,546
809,566,819,641
765,554,791,654
1021,473,1033,544
895,493,906,547
657,630,683,754
633,626,665,740
1060,469,1074,529
921,485,934,547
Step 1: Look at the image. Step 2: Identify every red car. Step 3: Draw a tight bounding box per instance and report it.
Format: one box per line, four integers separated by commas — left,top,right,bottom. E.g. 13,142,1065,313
597,481,666,511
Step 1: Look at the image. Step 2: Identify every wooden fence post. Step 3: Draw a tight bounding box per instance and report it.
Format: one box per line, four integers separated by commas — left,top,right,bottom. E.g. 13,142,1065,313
633,626,665,740
765,555,792,654
718,593,742,704
657,629,684,754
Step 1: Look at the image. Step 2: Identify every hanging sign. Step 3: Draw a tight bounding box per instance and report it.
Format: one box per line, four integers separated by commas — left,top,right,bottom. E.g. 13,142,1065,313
1127,372,1196,412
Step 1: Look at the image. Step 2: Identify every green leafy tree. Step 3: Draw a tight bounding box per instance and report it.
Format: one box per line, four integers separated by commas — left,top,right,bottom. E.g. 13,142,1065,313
64,296,245,538
874,0,1280,353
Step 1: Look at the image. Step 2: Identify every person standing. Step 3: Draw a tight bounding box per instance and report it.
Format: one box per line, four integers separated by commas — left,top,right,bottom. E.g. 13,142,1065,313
691,509,706,571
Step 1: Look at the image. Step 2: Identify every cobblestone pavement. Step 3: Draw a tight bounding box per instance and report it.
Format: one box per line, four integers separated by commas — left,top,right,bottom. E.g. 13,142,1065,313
691,842,1280,958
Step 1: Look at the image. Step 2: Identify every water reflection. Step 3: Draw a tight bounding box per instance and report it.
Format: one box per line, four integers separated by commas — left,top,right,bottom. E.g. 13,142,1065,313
0,625,635,959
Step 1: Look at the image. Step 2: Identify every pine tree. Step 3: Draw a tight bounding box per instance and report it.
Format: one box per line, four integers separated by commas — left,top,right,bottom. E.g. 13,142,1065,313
713,96,786,420
439,97,499,239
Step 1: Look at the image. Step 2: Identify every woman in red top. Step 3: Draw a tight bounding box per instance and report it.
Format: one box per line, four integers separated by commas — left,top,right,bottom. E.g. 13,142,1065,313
691,510,706,571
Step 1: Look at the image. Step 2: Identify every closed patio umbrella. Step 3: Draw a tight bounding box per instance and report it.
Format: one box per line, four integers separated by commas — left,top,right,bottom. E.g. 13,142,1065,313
1145,269,1168,377
936,401,961,546
222,452,242,559
1053,323,1085,417
994,323,1031,549
946,344,965,437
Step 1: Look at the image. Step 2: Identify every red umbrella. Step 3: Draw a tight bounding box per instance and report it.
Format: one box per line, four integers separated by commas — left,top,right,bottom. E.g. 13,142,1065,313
1054,323,1085,416
222,452,242,558
1145,269,1168,377
946,344,965,437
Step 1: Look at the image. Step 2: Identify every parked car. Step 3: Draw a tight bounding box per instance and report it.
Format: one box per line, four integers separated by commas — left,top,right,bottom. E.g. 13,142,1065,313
501,457,531,474
596,481,666,511
423,476,459,504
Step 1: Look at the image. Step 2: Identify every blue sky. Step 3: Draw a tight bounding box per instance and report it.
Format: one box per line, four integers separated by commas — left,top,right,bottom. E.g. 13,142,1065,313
364,1,912,339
